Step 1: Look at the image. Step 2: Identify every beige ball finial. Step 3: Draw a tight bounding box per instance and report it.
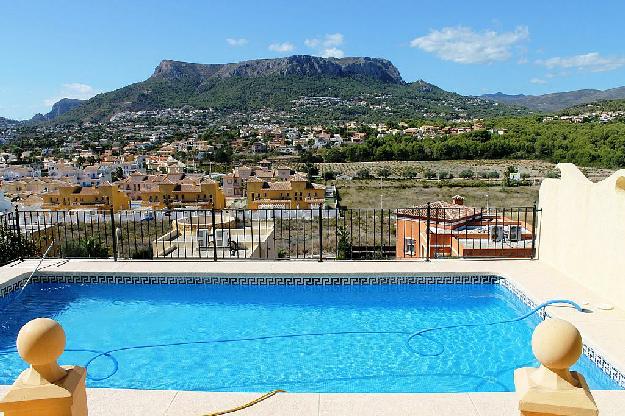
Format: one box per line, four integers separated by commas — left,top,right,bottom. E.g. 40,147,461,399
532,318,582,370
17,318,66,366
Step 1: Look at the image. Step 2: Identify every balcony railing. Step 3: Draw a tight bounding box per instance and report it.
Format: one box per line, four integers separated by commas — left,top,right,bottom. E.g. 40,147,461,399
1,203,537,263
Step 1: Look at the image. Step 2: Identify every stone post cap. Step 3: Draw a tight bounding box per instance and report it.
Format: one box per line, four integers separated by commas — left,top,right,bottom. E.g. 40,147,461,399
17,318,66,367
531,318,582,370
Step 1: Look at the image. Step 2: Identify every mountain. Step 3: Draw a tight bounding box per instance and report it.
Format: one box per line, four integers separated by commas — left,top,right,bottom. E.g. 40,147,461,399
31,98,84,122
0,116,18,127
152,56,404,84
482,86,625,112
55,55,525,124
561,98,625,114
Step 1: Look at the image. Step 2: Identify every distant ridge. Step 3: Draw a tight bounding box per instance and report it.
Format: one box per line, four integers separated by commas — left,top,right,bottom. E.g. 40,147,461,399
151,55,404,84
482,86,625,112
46,55,524,123
31,98,84,122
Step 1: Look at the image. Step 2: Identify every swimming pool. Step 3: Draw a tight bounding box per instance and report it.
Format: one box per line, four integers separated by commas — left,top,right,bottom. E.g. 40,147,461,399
0,281,621,392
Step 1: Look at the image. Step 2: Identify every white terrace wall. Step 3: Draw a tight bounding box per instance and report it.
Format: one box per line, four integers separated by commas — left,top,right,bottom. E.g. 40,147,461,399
539,163,625,307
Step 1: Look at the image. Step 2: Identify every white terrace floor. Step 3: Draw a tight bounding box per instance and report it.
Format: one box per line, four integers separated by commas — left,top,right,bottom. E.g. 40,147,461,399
2,258,625,415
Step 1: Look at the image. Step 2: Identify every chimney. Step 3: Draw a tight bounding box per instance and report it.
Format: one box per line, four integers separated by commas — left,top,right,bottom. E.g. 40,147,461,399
452,195,464,206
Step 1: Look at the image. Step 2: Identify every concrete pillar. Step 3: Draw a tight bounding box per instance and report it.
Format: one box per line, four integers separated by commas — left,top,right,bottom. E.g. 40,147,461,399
514,318,598,416
0,318,88,416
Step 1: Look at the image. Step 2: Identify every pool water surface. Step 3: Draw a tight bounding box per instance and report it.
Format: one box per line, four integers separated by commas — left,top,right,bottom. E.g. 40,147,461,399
0,283,620,392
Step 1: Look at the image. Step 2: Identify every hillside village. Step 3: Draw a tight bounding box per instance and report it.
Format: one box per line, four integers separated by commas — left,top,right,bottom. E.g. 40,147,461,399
0,108,504,213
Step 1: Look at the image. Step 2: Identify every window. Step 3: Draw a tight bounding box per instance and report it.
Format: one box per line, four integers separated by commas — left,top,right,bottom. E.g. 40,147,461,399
404,238,416,256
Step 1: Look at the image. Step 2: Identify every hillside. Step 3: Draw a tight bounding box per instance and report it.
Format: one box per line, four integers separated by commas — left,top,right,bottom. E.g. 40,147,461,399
0,117,17,127
483,86,625,112
31,98,84,122
561,98,625,114
55,55,526,124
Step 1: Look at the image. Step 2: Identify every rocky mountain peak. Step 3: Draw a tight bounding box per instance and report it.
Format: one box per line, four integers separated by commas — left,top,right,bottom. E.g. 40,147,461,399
151,55,404,84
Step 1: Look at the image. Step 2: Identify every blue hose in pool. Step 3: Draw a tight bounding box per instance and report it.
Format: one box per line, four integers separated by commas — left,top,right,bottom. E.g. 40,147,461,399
0,299,583,382
405,299,583,356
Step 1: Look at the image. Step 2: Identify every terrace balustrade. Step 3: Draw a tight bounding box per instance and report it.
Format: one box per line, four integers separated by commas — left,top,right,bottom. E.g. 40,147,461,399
1,203,537,263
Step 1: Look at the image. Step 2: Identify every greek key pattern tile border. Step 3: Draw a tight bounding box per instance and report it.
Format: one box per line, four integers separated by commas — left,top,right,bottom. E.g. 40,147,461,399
27,274,502,285
584,344,625,388
0,278,28,298
497,278,625,387
1,272,623,387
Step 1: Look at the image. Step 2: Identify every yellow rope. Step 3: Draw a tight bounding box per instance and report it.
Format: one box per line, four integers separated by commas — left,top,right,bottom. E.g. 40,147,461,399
201,389,286,416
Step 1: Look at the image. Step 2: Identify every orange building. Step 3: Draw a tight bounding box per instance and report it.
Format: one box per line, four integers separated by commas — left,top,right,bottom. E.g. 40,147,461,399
42,182,130,212
116,173,226,209
247,174,325,209
396,196,534,259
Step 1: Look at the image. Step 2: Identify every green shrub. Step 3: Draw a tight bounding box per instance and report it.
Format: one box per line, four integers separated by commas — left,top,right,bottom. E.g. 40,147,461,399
459,169,474,179
376,167,392,178
63,237,109,258
0,222,37,265
131,246,153,259
336,225,352,260
354,168,372,179
400,166,419,179
437,170,450,180
424,169,437,179
545,170,561,178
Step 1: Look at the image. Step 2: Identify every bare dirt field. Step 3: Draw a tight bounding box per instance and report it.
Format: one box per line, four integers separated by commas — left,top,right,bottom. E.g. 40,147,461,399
317,159,616,209
334,179,540,209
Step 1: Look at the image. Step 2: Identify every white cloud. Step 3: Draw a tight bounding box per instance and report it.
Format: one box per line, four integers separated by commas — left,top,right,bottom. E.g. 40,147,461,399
225,38,248,47
268,42,295,53
530,77,547,84
537,52,625,73
323,33,343,47
306,33,344,49
321,47,345,58
44,83,98,107
304,38,320,48
410,26,529,64
305,33,345,58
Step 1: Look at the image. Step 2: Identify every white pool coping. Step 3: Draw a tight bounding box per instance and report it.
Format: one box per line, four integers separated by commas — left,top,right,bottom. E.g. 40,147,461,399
2,259,625,415
0,386,625,416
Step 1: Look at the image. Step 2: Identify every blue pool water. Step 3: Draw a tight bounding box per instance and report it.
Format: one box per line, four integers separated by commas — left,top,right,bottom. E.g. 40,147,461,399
0,283,621,392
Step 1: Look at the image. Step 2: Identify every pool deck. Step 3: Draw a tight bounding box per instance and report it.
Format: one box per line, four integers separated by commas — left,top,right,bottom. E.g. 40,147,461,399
2,258,625,415
0,386,624,416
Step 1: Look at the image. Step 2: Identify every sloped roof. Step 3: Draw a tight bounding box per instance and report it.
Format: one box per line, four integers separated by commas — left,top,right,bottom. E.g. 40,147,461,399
267,182,292,191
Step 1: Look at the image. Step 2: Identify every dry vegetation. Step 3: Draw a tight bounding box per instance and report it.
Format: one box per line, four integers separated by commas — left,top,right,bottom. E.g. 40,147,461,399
318,160,615,209
317,159,614,181
335,179,539,209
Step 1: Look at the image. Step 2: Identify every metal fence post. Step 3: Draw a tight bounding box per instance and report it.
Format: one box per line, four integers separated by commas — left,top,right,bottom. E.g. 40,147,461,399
14,206,23,261
212,208,218,262
425,202,431,262
318,205,323,262
531,202,537,259
110,209,117,261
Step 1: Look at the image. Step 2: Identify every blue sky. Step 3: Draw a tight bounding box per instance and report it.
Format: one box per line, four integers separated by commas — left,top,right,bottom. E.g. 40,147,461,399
2,0,625,120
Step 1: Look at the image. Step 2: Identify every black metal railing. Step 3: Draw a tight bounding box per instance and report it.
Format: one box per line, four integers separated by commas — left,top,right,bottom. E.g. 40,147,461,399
2,204,537,262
